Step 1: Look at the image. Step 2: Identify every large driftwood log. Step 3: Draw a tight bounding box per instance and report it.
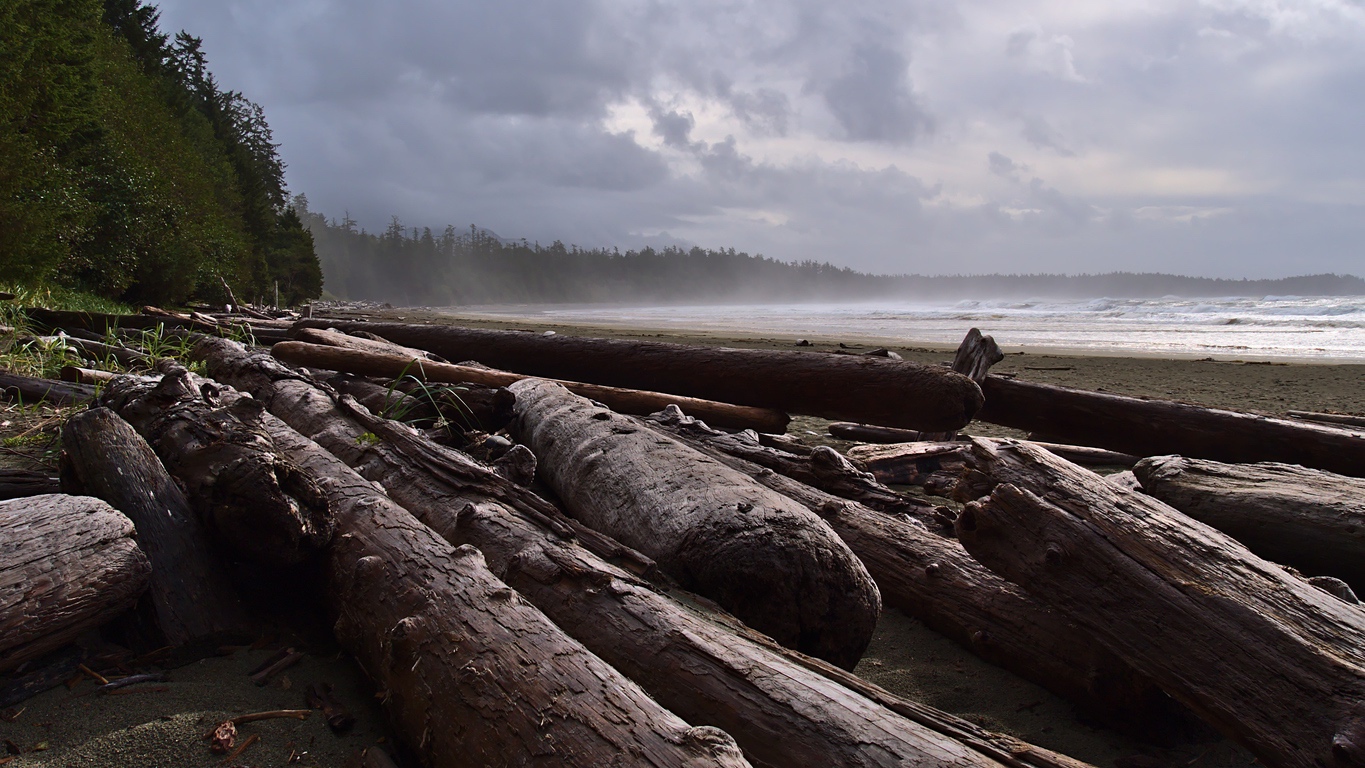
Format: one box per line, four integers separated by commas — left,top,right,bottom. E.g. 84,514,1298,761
0,495,150,673
98,367,333,567
293,321,983,431
295,326,447,362
953,439,1365,768
61,408,250,646
196,336,1094,768
0,371,94,406
511,378,881,669
108,365,752,768
976,375,1365,477
273,340,790,433
645,408,1187,729
1134,456,1365,592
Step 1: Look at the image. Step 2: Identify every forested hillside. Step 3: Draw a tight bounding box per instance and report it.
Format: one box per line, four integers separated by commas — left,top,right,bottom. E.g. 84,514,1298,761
299,203,1365,304
0,0,321,305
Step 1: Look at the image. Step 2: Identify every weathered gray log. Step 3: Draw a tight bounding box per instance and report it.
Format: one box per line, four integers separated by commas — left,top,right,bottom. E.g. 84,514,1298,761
953,438,1365,768
512,379,881,669
0,469,60,500
1287,410,1365,429
846,442,974,495
61,408,249,646
1134,456,1365,592
976,375,1365,477
0,371,94,406
646,409,941,527
98,367,333,567
951,328,1005,383
109,364,752,768
295,326,448,362
274,340,790,433
293,321,984,431
0,495,150,673
645,408,1188,730
195,336,1095,768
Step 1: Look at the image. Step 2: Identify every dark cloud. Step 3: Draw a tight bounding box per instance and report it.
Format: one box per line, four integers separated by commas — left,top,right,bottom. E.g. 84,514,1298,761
819,43,934,143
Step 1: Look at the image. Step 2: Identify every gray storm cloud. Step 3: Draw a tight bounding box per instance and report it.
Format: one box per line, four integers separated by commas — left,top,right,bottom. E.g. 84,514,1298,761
155,0,1365,278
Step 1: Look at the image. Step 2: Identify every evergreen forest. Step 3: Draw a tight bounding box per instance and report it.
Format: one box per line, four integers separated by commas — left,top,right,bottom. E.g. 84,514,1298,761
0,0,321,306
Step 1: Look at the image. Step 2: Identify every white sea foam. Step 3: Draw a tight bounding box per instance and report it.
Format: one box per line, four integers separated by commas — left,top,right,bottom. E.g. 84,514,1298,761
457,295,1365,361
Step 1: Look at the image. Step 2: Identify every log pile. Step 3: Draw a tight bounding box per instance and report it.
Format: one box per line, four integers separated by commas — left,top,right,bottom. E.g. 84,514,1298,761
8,312,1365,768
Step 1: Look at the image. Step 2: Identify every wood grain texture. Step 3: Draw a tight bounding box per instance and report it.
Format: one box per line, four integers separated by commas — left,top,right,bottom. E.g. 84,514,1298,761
292,321,984,431
1135,455,1365,591
954,438,1365,768
0,494,149,672
511,378,881,669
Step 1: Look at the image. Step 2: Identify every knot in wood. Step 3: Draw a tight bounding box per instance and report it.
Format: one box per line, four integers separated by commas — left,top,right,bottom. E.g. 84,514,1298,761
971,629,990,646
737,502,754,513
1044,543,1065,566
591,411,611,420
924,562,941,578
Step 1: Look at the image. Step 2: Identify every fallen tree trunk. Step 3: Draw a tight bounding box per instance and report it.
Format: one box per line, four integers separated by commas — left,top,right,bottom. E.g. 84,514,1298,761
108,364,752,768
0,469,60,500
1287,410,1365,429
511,378,882,669
61,407,250,646
293,321,983,431
196,336,1093,768
98,367,334,567
846,442,974,495
0,494,151,673
295,326,447,362
1134,456,1365,592
976,375,1365,477
953,438,1365,768
828,422,937,443
39,335,149,369
644,408,1188,731
0,371,94,406
60,366,119,386
273,340,790,433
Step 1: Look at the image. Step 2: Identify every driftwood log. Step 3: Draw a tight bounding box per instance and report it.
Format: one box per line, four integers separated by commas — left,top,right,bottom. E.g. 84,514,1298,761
953,438,1365,768
61,408,250,646
846,442,974,495
511,378,881,669
0,495,150,673
108,365,752,768
1288,410,1365,429
1134,456,1365,592
0,468,60,500
0,371,94,406
295,326,448,362
976,375,1365,477
196,336,1094,768
293,321,984,432
60,366,119,386
98,368,334,567
273,340,790,433
828,422,939,443
644,408,1186,729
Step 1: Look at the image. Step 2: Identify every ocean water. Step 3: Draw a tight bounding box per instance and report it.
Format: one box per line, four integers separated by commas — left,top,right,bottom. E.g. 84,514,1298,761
469,295,1365,362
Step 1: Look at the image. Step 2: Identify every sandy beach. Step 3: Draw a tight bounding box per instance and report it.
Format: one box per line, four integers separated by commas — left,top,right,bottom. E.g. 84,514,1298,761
7,305,1361,767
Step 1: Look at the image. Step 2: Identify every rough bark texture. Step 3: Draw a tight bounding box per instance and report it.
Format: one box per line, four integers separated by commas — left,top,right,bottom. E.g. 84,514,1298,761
511,378,881,669
96,367,333,567
1134,455,1365,592
112,365,752,768
61,408,250,646
0,468,60,500
648,408,941,527
0,494,150,673
977,375,1365,477
195,335,1091,768
0,371,94,406
293,321,983,431
953,438,1365,768
644,409,1187,730
273,340,790,433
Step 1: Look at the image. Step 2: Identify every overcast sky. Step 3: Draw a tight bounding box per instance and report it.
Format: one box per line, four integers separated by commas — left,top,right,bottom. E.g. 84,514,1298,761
157,0,1365,277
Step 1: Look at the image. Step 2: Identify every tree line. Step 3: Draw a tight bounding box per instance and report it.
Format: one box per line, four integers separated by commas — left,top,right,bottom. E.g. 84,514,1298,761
0,0,321,306
299,202,1365,304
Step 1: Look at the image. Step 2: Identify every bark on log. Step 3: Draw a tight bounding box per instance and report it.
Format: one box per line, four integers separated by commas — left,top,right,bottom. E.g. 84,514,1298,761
0,372,94,406
976,375,1365,477
0,469,60,500
195,335,1093,768
511,378,881,669
60,408,250,646
109,365,752,768
293,321,983,431
953,438,1365,768
273,340,790,433
644,408,1188,731
1134,455,1365,592
98,367,333,567
0,494,150,673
